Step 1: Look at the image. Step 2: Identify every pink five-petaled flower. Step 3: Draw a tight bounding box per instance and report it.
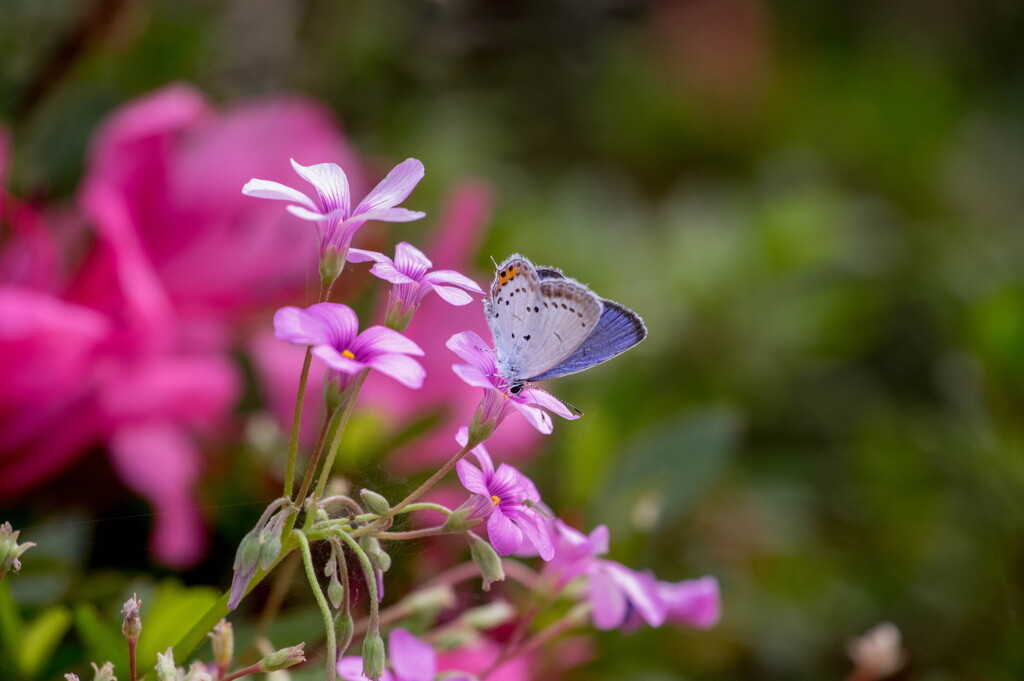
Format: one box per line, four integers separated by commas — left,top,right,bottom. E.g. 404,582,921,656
447,331,578,438
338,629,473,681
545,520,721,631
347,241,483,331
242,158,426,279
455,428,554,560
274,303,425,391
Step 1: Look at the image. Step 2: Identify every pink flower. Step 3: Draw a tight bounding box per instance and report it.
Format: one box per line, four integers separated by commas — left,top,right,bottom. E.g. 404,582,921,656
447,331,578,436
545,520,610,587
658,575,721,628
455,429,553,560
587,560,667,631
274,303,425,389
243,158,425,266
347,241,482,330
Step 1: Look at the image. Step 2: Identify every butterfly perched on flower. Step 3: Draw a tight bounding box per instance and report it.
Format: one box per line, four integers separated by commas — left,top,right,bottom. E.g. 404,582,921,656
484,254,647,395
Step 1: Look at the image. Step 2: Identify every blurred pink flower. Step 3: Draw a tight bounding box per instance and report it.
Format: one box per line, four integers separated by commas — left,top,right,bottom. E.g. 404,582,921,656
2,85,361,567
80,83,365,320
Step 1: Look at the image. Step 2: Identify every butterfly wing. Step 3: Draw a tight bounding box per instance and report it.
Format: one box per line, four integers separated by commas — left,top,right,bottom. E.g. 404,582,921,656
485,255,602,383
527,298,647,381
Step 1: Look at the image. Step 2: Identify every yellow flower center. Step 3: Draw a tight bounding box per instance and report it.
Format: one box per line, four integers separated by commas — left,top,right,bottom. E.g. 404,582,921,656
342,349,355,359
490,495,501,506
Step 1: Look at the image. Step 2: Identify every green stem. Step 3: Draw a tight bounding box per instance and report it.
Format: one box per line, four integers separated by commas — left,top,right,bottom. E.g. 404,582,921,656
364,442,474,533
376,526,450,540
335,531,380,636
283,346,314,500
313,370,370,500
294,405,340,507
296,530,336,681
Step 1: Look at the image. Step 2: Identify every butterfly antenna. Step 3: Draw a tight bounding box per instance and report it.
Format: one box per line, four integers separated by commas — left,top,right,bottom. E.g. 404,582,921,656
489,254,499,269
559,396,584,417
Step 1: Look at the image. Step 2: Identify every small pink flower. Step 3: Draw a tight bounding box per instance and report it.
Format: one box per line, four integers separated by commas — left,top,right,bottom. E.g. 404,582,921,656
348,242,482,330
447,331,577,436
658,575,720,628
455,429,553,560
243,158,425,265
587,560,667,631
274,302,425,390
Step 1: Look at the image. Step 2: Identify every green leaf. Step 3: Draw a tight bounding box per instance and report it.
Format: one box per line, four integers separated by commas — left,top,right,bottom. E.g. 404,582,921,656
20,606,72,677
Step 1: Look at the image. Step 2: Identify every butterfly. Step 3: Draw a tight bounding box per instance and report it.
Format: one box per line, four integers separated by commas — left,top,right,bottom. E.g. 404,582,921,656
484,254,647,395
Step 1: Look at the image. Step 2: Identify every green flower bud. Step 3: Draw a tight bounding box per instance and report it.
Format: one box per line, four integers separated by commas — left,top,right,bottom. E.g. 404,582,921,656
328,575,344,610
359,489,391,515
361,632,386,681
259,643,306,672
468,532,504,591
442,504,482,533
258,515,285,571
320,246,346,286
403,584,457,616
334,612,355,655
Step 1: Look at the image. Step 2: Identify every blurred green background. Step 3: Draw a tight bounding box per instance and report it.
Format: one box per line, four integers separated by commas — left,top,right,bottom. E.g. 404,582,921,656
3,0,1024,679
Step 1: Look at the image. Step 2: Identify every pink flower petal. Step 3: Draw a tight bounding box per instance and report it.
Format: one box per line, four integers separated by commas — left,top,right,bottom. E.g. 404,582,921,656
520,388,579,421
366,353,425,389
240,178,317,211
389,629,436,681
274,303,358,348
510,401,555,434
517,511,555,561
347,207,426,224
289,158,351,215
313,345,367,375
452,363,496,391
369,262,418,286
353,326,424,356
422,269,483,293
285,204,347,223
429,285,475,306
353,158,425,215
604,562,667,628
487,509,524,555
588,566,627,630
394,241,432,272
661,576,721,628
346,248,391,264
456,460,490,496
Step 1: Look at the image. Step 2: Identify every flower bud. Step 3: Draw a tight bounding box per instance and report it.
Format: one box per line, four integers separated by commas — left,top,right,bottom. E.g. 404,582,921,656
467,532,504,591
259,643,306,671
360,536,391,573
208,619,233,673
442,503,482,533
0,522,35,581
259,513,287,571
359,489,391,516
466,407,498,447
320,246,346,286
121,593,142,642
228,530,262,610
334,612,355,654
328,575,344,610
361,632,386,681
383,297,416,332
64,674,80,681
154,648,177,681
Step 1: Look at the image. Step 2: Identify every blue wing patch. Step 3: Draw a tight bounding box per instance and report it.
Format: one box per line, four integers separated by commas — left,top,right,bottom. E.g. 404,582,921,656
527,299,647,381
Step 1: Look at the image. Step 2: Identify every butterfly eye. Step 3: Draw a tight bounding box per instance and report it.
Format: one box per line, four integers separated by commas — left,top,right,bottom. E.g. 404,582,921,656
510,382,524,395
